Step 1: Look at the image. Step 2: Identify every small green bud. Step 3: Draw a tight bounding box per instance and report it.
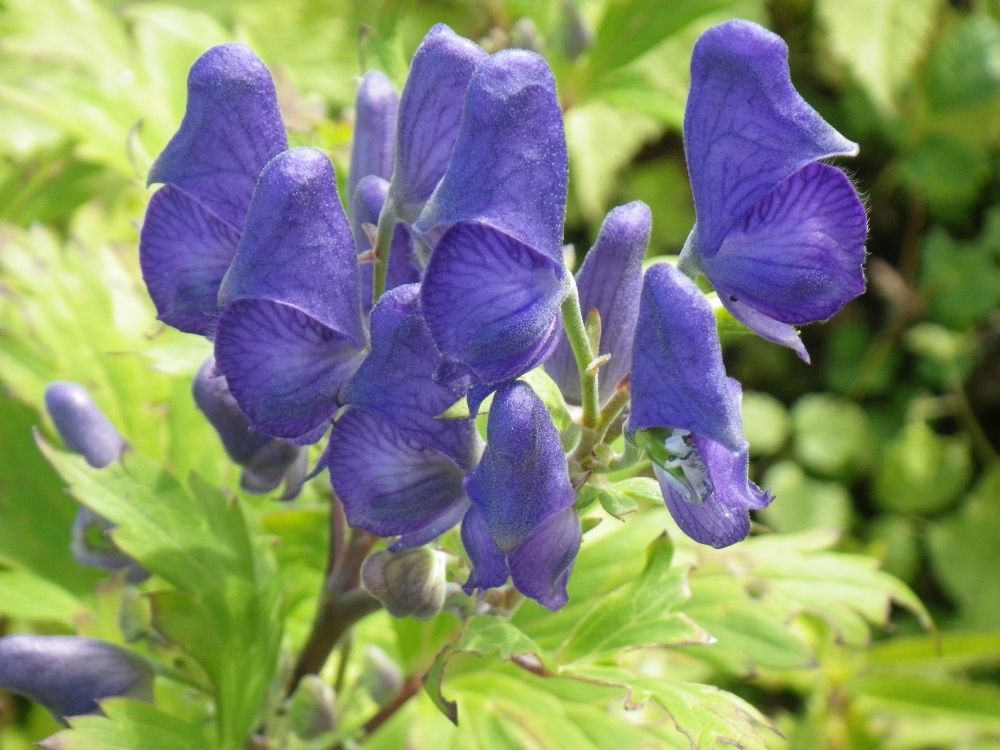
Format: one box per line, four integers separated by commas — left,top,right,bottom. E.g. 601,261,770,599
361,547,447,620
360,646,403,707
287,674,336,739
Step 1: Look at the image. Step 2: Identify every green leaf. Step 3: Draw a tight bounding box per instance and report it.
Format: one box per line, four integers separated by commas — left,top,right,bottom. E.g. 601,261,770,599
928,463,1000,627
567,665,775,750
816,0,941,112
424,616,552,724
791,393,871,478
577,484,638,519
868,630,1000,672
875,421,972,514
557,534,710,663
0,565,86,623
585,0,732,80
520,367,573,432
759,461,852,534
677,529,932,673
37,443,282,750
40,699,211,750
741,391,791,457
927,14,1000,112
901,137,990,225
853,675,1000,729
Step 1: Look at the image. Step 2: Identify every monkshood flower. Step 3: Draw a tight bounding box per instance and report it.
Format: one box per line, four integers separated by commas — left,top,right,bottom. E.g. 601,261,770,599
347,70,399,208
629,264,773,548
192,356,307,498
384,24,487,224
213,147,366,443
44,383,147,582
416,49,570,407
140,43,288,336
0,635,153,722
678,19,867,362
546,201,651,405
461,382,580,610
327,284,480,549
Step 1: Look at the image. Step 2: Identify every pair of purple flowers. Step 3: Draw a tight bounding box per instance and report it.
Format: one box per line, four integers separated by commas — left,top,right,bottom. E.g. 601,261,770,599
138,20,866,611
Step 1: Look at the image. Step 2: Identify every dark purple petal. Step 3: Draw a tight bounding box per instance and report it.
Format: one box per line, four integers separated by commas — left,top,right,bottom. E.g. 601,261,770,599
546,201,650,404
702,162,867,329
628,264,744,452
147,44,287,231
44,382,126,469
328,407,469,543
415,49,568,262
139,185,240,336
352,176,421,311
390,24,487,219
0,635,153,722
508,507,580,611
341,284,480,468
464,382,575,553
348,71,399,203
214,299,364,440
684,20,857,255
460,505,510,594
421,222,567,387
657,434,772,549
219,148,364,344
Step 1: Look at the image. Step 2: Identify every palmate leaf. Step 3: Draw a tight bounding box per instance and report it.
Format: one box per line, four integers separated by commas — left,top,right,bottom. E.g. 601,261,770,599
37,442,282,750
39,699,211,750
676,527,933,674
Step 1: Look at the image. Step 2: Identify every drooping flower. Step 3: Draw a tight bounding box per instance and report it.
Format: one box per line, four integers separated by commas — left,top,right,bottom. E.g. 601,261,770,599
327,284,481,549
678,19,867,361
629,264,772,548
140,43,287,336
0,635,153,723
416,49,570,406
546,201,651,405
43,383,147,582
461,381,580,610
213,147,366,443
192,356,307,498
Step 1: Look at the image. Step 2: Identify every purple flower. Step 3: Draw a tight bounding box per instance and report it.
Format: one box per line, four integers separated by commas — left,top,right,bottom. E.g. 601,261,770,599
213,147,366,443
140,44,287,336
629,264,772,548
416,49,570,404
348,71,399,206
461,382,580,610
546,201,651,405
387,24,487,223
192,357,307,498
0,635,153,722
678,20,867,362
327,284,481,550
43,383,147,582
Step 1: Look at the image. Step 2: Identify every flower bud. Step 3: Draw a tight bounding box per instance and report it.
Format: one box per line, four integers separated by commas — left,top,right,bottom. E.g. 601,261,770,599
561,1,593,60
361,547,447,620
0,635,154,723
192,356,306,498
287,674,337,739
71,507,149,584
44,382,127,469
360,646,403,707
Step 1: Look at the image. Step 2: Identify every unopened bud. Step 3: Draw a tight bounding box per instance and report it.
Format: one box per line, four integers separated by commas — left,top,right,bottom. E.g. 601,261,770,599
287,674,337,739
193,357,306,498
361,547,447,620
0,635,153,723
360,646,402,706
44,382,127,468
561,1,593,60
71,507,149,583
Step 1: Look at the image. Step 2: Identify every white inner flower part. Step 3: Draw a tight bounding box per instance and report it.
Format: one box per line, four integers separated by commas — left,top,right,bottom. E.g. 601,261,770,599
657,430,713,506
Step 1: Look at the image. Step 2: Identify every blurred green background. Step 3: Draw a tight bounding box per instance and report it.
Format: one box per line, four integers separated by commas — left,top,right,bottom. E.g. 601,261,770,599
1,0,999,747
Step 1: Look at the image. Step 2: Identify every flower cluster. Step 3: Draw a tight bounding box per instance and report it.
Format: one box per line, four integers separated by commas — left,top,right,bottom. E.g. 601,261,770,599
137,20,866,611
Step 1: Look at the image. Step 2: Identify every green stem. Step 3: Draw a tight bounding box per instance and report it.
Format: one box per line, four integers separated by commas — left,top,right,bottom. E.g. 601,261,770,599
371,199,400,304
560,281,599,429
596,439,643,473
